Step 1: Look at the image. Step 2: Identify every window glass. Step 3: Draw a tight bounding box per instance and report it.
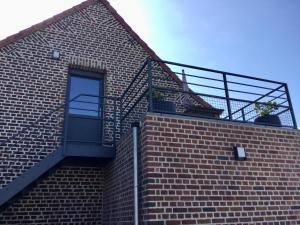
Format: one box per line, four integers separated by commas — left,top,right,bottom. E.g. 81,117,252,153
68,76,101,117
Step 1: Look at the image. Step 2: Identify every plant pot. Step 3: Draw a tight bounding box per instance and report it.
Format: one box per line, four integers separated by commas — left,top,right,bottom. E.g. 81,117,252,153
152,100,176,113
254,114,281,126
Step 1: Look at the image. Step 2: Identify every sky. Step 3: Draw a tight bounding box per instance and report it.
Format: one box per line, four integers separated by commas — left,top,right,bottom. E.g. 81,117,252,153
0,0,299,127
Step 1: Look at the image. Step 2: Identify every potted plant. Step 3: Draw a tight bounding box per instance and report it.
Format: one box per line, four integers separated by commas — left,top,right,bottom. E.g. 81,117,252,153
254,101,281,126
151,88,176,112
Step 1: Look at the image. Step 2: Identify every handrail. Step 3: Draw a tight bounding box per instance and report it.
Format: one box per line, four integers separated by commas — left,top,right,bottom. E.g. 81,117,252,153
121,79,148,113
0,94,80,147
152,59,285,85
174,70,286,93
120,58,297,131
0,94,118,147
121,59,148,100
1,93,119,187
120,89,148,122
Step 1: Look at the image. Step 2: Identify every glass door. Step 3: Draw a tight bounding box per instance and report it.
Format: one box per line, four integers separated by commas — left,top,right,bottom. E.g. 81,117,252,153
66,74,103,144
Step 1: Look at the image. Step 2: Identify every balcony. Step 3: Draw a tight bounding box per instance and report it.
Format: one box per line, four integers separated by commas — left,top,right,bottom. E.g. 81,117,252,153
120,59,297,134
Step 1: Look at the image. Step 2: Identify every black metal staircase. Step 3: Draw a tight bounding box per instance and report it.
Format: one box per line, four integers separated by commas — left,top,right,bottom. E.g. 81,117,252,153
0,94,117,209
0,147,64,207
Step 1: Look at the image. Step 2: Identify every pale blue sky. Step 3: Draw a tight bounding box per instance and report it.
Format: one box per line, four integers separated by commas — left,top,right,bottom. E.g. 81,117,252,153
0,0,299,127
110,0,300,127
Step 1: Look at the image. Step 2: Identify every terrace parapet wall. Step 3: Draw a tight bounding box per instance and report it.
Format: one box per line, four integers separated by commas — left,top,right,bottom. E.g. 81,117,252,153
140,113,300,225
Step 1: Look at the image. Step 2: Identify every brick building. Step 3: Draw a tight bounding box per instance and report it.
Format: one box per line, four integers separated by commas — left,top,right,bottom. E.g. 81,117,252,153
0,0,299,224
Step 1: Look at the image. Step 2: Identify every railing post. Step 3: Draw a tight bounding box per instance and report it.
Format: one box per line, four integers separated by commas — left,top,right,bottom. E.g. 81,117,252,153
242,108,246,121
284,84,298,129
223,73,232,120
113,97,117,147
62,98,69,156
120,96,123,137
147,58,153,112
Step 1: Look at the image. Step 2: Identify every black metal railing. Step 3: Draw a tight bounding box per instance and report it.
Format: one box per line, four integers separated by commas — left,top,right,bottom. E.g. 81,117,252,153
120,60,149,134
63,94,119,147
0,94,118,188
120,58,297,135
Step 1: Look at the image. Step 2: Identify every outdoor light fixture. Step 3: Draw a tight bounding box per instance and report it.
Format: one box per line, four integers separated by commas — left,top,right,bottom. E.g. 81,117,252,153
233,146,246,161
52,50,60,60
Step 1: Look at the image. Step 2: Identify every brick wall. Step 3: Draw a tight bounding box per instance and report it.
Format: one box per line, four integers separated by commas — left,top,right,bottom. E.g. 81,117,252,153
2,0,299,224
140,113,300,225
0,130,136,225
0,166,104,224
103,130,134,224
0,0,201,223
0,0,152,222
0,0,148,188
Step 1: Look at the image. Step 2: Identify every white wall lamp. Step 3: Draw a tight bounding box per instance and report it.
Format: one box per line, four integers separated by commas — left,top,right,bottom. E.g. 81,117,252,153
233,146,246,161
52,50,60,60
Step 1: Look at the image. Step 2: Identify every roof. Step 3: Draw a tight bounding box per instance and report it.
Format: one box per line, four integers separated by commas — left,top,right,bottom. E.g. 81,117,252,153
0,0,218,111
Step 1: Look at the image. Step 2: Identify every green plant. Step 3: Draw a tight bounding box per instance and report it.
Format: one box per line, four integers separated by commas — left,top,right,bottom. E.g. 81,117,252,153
254,101,278,117
152,88,166,101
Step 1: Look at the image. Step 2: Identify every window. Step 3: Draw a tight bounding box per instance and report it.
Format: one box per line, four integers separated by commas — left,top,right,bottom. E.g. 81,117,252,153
68,75,103,117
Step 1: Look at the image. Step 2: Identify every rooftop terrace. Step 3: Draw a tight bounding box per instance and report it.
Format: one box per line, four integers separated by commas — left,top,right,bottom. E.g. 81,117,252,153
121,59,297,134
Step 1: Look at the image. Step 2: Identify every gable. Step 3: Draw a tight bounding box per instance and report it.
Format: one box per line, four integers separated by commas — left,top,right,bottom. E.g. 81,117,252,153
0,0,215,109
0,0,157,63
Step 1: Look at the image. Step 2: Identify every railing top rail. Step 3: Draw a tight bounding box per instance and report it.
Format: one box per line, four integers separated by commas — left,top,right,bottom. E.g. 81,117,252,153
120,58,297,133
151,59,286,85
72,93,119,100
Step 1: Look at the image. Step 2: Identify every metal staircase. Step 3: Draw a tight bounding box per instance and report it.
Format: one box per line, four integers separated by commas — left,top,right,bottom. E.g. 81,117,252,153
0,94,117,209
0,147,64,207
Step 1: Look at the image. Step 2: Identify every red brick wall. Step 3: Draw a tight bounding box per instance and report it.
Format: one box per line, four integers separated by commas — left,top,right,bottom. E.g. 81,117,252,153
0,0,148,188
0,166,104,224
140,113,300,225
0,0,193,223
103,130,134,224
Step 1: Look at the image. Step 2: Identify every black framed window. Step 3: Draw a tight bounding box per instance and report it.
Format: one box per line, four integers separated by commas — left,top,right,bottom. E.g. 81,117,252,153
68,75,103,117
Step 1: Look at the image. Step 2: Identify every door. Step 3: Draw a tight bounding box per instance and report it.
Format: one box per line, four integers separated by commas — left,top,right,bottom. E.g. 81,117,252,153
66,71,103,144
